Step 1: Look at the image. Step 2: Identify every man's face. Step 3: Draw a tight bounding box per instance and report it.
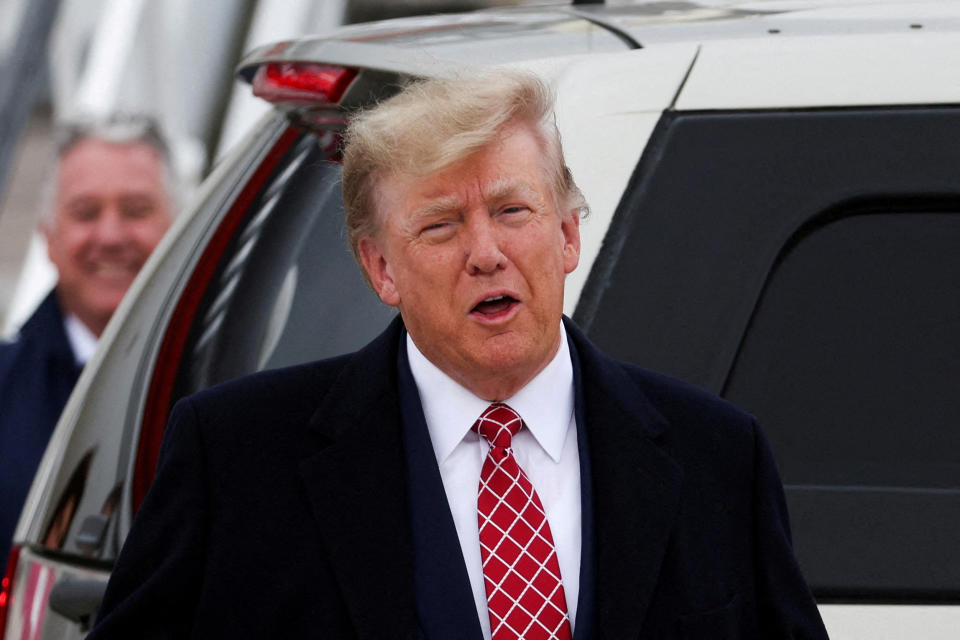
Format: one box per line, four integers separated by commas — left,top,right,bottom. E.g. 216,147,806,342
359,122,580,400
43,138,173,336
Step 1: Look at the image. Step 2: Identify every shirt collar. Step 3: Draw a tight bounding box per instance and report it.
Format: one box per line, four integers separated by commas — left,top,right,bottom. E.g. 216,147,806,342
406,323,574,465
63,313,98,365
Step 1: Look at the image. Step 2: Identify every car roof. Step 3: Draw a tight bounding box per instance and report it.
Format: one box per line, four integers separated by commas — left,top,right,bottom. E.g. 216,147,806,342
238,0,960,76
234,0,960,312
237,0,960,112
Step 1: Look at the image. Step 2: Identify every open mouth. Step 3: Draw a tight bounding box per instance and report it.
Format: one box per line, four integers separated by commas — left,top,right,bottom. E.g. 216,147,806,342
472,295,518,316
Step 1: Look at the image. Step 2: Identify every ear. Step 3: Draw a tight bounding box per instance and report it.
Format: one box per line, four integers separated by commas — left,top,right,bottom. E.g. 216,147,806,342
358,237,400,307
561,209,581,274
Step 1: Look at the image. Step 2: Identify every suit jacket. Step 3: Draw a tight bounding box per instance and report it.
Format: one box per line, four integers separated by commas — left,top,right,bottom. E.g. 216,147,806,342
90,317,827,639
1,291,82,577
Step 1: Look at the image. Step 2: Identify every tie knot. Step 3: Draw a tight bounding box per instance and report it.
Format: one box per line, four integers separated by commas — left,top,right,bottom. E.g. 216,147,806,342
473,403,523,449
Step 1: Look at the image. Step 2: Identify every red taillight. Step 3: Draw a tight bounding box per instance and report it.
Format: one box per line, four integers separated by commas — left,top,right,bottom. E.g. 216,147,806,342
0,546,20,637
252,63,357,105
131,128,301,512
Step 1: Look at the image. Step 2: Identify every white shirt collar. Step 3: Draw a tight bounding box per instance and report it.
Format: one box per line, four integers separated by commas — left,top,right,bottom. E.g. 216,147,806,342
63,313,98,365
406,323,575,465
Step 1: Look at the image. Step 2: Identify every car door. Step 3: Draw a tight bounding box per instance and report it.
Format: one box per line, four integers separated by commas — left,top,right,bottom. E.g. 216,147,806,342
576,105,960,615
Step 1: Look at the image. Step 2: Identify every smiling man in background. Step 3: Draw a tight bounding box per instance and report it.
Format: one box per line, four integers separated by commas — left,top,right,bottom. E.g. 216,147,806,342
0,116,175,576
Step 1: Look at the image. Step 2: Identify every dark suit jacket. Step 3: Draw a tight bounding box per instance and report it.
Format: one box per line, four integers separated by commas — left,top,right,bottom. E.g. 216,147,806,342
90,317,827,639
1,291,82,577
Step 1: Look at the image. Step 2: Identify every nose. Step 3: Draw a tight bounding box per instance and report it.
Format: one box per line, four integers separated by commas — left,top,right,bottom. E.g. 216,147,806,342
464,214,505,275
92,207,130,247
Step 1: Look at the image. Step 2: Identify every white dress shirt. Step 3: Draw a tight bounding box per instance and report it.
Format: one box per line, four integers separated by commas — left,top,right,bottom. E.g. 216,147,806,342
406,326,581,639
64,313,98,366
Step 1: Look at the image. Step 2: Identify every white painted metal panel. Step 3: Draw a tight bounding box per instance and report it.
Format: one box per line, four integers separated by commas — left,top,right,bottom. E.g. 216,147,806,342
513,45,700,313
676,32,960,110
819,604,960,640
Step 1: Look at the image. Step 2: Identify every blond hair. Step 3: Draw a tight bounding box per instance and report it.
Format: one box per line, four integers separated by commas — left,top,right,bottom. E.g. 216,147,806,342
341,70,587,281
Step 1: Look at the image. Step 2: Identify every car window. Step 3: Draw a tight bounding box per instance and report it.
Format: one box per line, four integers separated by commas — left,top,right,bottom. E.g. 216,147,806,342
174,135,395,398
724,207,960,598
21,121,298,565
577,107,960,600
725,209,960,489
31,128,395,564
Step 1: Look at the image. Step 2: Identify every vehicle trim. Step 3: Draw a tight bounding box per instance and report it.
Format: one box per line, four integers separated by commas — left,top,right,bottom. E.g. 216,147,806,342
132,126,302,510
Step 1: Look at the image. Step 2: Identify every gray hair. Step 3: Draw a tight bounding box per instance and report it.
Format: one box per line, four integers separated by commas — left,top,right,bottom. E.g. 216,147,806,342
341,69,588,283
42,114,179,221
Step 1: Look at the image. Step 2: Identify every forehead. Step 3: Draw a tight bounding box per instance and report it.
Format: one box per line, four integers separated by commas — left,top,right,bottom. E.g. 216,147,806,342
56,139,167,199
376,124,552,221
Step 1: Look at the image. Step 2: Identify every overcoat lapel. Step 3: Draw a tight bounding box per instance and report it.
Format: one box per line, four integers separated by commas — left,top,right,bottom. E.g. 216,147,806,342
294,316,682,638
565,320,683,639
297,318,420,639
397,337,485,639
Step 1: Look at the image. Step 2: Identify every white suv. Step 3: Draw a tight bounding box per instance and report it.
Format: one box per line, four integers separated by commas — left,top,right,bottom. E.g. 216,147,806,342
4,1,960,638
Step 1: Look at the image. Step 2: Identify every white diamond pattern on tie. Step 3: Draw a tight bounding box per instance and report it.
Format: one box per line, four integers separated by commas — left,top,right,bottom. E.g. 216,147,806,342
474,403,572,640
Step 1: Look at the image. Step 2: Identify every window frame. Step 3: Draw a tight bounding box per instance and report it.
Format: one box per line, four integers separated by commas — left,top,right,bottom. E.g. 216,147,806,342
575,105,960,601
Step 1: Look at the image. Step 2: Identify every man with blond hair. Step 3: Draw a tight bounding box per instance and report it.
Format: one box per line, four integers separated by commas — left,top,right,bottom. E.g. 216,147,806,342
92,72,826,639
0,116,174,577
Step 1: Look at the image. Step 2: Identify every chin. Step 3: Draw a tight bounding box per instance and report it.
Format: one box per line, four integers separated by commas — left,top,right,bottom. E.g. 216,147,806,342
472,340,539,372
87,296,125,319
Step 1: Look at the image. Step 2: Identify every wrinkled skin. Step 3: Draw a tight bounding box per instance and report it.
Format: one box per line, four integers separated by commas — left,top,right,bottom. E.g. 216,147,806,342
359,122,580,401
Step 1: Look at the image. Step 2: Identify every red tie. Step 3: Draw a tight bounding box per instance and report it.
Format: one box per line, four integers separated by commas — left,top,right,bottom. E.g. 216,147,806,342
473,403,572,640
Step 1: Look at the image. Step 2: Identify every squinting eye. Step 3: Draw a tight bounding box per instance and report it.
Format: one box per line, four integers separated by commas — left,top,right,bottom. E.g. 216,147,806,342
121,197,157,219
68,206,100,222
499,205,530,220
123,205,154,219
420,221,456,242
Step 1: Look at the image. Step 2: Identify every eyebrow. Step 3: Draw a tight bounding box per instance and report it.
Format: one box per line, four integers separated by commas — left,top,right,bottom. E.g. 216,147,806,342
410,194,465,221
483,176,543,205
409,177,545,221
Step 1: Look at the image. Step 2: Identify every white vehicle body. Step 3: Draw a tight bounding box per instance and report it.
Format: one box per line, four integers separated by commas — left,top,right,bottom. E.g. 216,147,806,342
4,2,959,637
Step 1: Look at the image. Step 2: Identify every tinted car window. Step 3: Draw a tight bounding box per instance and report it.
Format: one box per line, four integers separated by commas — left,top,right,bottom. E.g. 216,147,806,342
725,207,960,598
175,136,395,398
725,210,960,489
578,107,960,599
